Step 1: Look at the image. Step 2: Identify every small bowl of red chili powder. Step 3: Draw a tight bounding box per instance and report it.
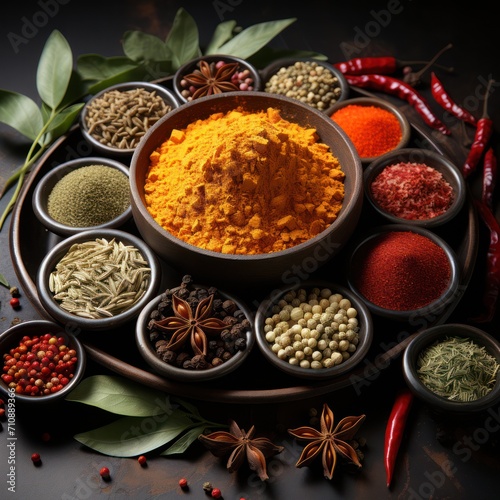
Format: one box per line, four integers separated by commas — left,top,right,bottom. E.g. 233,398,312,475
0,320,86,404
364,148,466,227
328,97,411,163
346,224,461,321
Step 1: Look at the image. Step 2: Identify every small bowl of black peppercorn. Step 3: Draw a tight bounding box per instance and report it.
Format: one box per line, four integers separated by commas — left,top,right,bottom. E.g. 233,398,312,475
135,275,255,382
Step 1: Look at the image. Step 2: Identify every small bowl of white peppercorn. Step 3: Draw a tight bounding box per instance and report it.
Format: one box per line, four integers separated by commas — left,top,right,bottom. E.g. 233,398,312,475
32,156,133,237
261,58,349,111
80,81,179,159
254,281,373,380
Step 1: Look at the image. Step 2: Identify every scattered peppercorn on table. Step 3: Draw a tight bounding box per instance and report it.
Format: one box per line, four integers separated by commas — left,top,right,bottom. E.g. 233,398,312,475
1,1,499,499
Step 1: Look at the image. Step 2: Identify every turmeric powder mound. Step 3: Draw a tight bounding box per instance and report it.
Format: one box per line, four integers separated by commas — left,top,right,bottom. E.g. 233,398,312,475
144,106,345,255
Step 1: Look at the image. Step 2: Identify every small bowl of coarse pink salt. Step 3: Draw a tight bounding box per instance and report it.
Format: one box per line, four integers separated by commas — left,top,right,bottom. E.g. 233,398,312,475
364,148,466,227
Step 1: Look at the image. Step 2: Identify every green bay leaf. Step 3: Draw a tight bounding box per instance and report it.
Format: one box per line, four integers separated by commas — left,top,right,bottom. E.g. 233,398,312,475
36,30,73,110
73,409,192,457
165,8,200,69
160,425,206,456
0,273,9,288
122,31,172,64
44,102,84,141
216,18,297,59
66,375,172,417
0,90,44,142
204,20,238,55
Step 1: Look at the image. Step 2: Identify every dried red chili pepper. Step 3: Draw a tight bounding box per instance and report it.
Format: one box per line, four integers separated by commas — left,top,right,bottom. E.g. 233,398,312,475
346,74,451,135
463,79,495,179
385,388,413,488
471,199,500,323
482,147,497,209
431,72,477,126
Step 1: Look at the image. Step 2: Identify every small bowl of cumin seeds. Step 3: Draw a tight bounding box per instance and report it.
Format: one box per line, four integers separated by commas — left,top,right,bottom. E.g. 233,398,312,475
80,81,179,159
36,229,162,332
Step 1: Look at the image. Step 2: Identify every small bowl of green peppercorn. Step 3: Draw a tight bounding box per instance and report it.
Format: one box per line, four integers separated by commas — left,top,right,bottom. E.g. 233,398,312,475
32,156,133,237
261,58,349,111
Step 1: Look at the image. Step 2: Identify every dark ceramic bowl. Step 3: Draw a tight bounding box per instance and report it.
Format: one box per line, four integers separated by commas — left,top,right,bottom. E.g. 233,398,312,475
129,91,363,289
327,96,411,164
173,54,262,103
36,229,161,332
261,57,349,111
346,224,461,322
403,324,500,416
0,320,86,404
364,148,466,227
32,156,132,237
135,285,255,382
80,81,179,159
254,281,373,380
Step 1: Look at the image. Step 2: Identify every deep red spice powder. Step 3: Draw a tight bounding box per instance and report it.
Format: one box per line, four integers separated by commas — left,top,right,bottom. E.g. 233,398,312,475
370,162,454,220
353,231,451,311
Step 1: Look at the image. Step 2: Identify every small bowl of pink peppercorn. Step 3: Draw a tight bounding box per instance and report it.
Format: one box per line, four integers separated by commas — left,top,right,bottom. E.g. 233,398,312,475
0,320,86,404
173,54,262,103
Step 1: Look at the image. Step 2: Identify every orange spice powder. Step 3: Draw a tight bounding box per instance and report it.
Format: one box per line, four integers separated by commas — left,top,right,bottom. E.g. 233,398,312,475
144,107,345,255
330,104,402,158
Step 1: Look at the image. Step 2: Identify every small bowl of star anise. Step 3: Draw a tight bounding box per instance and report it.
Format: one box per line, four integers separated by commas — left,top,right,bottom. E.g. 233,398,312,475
173,54,262,103
135,275,255,382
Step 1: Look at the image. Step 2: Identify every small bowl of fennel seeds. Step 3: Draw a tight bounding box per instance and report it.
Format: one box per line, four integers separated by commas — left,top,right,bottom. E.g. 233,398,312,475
403,323,500,417
36,229,161,332
80,81,179,159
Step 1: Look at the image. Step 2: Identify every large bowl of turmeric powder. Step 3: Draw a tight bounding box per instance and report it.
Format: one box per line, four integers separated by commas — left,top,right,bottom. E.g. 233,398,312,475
130,91,363,289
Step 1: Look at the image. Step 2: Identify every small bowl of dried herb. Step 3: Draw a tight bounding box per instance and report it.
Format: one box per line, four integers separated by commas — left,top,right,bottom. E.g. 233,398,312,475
261,58,349,111
0,319,86,405
403,324,500,416
364,148,466,227
80,81,178,159
135,275,255,382
327,97,411,164
36,229,162,332
32,157,132,237
254,281,373,380
173,54,262,103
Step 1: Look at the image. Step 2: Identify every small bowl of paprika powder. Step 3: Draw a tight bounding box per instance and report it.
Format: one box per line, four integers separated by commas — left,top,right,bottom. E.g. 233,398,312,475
328,97,411,164
0,320,86,404
346,224,461,322
364,148,466,227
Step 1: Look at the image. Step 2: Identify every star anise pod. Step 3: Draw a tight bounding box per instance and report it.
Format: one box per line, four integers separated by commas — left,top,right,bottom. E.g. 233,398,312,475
183,60,239,99
153,294,226,356
198,419,284,481
288,403,366,480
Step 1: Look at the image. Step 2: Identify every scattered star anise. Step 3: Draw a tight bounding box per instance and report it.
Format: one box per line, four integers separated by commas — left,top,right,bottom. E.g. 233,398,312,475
288,403,366,480
152,293,226,356
198,419,284,481
182,60,239,99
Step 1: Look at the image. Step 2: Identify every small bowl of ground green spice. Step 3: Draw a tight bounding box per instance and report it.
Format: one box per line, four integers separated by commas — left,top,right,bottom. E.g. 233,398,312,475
328,97,411,164
262,58,349,111
36,229,161,332
80,81,178,159
364,148,466,227
403,324,500,416
32,157,132,237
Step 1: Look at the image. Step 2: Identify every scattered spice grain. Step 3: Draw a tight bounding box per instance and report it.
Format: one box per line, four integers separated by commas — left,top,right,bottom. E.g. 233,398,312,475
331,104,402,158
417,336,500,401
84,87,172,150
47,165,130,227
48,237,151,319
352,231,451,311
145,107,345,255
370,162,454,220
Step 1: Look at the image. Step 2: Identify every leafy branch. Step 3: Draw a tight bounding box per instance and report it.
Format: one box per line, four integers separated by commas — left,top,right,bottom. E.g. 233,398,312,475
0,7,326,231
66,375,225,457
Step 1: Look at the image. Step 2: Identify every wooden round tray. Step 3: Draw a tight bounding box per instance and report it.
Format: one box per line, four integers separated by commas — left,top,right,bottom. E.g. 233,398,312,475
9,87,478,403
